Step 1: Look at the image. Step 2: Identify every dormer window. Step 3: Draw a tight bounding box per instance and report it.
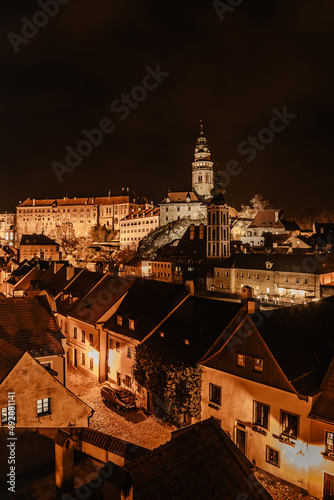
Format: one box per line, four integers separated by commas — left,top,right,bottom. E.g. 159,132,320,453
184,339,189,345
160,332,165,338
253,358,263,373
117,316,122,326
129,319,135,330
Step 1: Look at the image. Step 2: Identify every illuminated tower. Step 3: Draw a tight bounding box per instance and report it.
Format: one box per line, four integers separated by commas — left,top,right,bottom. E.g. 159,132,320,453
206,184,230,261
192,121,214,201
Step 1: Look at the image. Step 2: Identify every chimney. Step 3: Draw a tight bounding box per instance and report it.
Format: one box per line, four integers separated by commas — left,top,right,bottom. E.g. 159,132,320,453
32,199,36,206
66,265,75,281
186,280,195,296
199,223,205,240
103,462,133,500
55,431,74,497
247,299,260,314
189,224,195,240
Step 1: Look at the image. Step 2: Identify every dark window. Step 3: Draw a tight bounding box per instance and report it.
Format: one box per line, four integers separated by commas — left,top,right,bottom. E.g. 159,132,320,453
81,353,85,365
109,339,114,350
116,342,120,352
89,358,94,371
81,330,85,343
266,446,279,467
281,411,298,440
73,326,77,339
254,401,269,429
125,375,132,388
209,383,221,405
89,333,94,346
37,398,51,416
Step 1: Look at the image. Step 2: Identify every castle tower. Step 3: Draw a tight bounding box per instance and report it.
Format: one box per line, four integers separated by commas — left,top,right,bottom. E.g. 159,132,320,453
206,184,230,261
192,121,214,201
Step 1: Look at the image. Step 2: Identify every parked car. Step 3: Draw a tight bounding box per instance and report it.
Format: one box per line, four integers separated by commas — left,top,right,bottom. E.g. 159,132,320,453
101,385,136,410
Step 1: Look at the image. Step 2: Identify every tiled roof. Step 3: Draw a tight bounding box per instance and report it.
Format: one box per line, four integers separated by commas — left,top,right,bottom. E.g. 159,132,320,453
69,274,133,325
0,338,23,383
122,207,160,221
104,278,189,342
82,428,148,460
145,296,243,364
18,195,143,208
0,296,63,356
124,418,272,500
217,253,334,274
56,269,105,315
20,234,59,246
248,210,284,228
253,296,334,395
95,196,132,205
160,192,200,204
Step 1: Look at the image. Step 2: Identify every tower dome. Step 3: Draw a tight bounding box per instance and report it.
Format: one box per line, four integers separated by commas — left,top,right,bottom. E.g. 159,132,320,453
192,121,214,201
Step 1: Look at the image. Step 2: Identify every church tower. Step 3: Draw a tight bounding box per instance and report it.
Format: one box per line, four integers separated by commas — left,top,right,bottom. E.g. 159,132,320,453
192,121,214,201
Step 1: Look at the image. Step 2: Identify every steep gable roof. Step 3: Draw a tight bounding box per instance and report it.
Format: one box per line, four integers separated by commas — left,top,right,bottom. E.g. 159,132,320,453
124,418,272,500
104,278,189,342
252,296,334,395
0,296,63,356
144,296,242,364
20,234,59,246
0,338,23,383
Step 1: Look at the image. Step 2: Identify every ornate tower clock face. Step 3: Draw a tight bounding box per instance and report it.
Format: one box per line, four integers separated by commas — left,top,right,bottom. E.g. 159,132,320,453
192,121,214,200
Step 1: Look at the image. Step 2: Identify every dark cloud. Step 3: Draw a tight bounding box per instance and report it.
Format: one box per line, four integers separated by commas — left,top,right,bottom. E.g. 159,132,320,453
1,0,333,214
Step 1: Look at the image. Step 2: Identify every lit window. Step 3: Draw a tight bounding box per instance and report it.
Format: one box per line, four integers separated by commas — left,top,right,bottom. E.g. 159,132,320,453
266,446,279,467
253,358,263,373
235,354,246,368
1,406,16,425
209,383,221,405
37,398,51,416
254,401,269,429
326,431,334,454
281,411,298,440
129,319,135,330
117,316,122,326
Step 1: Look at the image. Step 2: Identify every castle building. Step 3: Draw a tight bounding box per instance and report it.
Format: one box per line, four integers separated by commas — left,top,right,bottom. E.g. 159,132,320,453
119,207,160,250
159,123,214,226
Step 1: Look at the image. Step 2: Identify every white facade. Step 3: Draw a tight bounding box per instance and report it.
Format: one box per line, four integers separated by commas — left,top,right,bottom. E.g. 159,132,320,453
120,207,160,249
159,192,206,226
192,123,214,200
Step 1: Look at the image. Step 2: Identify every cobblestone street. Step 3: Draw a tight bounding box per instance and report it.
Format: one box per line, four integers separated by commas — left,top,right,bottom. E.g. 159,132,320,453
254,470,319,500
67,365,173,450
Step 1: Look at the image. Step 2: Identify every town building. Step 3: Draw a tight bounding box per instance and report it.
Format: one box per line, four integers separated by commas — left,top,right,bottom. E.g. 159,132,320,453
119,207,160,249
209,253,334,303
200,296,334,499
16,193,151,239
0,296,67,384
56,272,133,382
103,278,189,403
19,234,61,262
0,338,92,435
206,185,230,261
0,212,16,246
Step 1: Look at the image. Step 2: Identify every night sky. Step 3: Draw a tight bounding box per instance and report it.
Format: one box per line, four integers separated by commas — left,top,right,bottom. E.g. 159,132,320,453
1,0,333,215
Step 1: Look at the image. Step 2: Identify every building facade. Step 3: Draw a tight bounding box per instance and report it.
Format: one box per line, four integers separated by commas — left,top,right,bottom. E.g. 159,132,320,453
159,192,206,226
0,213,16,246
119,207,160,249
191,122,214,200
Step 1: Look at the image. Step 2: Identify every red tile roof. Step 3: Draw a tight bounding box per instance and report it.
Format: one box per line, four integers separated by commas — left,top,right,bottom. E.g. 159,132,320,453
82,428,148,460
0,338,23,383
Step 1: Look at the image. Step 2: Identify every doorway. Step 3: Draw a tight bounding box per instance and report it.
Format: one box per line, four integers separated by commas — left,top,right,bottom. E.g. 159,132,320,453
236,428,246,455
324,473,334,499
